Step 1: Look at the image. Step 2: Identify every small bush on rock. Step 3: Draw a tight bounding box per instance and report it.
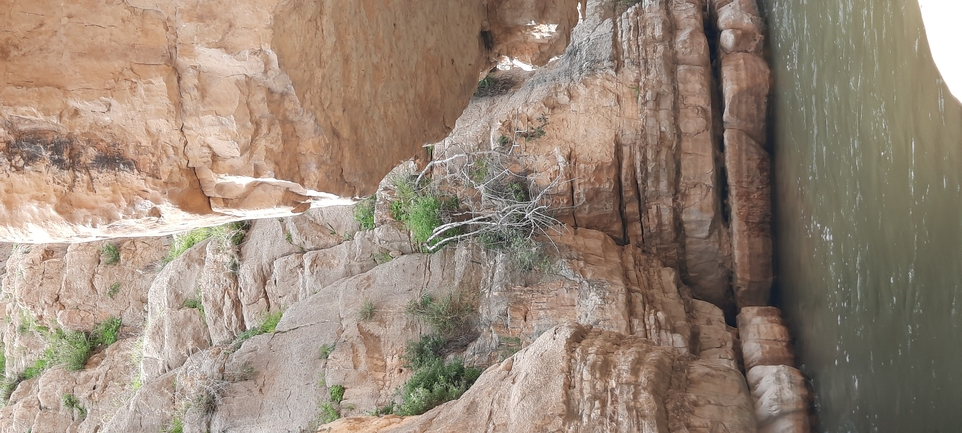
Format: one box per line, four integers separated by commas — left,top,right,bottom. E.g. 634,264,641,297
394,357,481,416
353,196,376,230
101,243,120,265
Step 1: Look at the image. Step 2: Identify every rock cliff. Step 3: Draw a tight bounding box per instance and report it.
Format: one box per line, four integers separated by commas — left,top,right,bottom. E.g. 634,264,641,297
0,0,581,242
0,0,811,431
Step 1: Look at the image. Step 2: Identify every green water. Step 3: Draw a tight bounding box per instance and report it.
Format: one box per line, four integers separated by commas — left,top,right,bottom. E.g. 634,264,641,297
760,0,962,431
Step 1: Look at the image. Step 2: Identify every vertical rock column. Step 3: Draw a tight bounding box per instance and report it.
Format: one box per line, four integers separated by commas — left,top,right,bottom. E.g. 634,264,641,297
738,306,814,433
672,0,733,308
712,0,773,307
618,1,681,267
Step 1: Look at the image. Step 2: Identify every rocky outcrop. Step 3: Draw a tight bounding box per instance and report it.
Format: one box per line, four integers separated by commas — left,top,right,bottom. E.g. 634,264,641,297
738,307,814,433
0,0,582,243
0,201,757,432
711,0,773,308
325,324,756,433
0,0,797,431
430,0,774,312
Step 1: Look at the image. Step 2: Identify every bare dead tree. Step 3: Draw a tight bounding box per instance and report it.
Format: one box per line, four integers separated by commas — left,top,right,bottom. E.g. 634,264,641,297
414,147,569,253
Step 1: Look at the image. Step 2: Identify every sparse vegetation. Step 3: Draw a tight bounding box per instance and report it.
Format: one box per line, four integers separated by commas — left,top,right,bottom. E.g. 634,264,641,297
373,250,393,265
62,393,87,420
371,291,483,417
329,384,345,404
394,148,564,266
8,317,124,391
318,401,339,424
394,357,481,416
353,196,376,231
165,221,249,263
406,293,473,339
319,344,335,360
184,296,205,320
101,243,120,265
498,336,523,359
166,417,184,433
48,328,94,371
107,282,120,298
23,359,47,379
474,73,513,98
234,310,283,343
92,317,122,347
389,175,461,249
358,300,376,321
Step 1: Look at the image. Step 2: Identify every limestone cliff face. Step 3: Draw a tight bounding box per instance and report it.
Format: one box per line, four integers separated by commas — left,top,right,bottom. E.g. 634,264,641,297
0,0,581,242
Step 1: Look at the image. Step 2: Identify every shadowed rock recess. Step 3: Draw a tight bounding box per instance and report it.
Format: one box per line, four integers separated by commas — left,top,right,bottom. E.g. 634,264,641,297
0,0,814,432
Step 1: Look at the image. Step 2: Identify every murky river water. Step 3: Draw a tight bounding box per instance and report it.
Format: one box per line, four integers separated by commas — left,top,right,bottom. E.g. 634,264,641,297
760,0,962,431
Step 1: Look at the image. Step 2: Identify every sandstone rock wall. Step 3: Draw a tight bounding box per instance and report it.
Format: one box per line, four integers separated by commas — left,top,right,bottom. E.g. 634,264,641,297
0,0,801,431
0,0,582,243
711,0,773,308
738,307,815,433
0,202,757,432
431,0,773,312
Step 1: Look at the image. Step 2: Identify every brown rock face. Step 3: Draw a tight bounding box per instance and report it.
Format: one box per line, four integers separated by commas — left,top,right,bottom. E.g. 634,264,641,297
711,0,774,307
0,0,582,243
324,324,756,433
431,0,775,312
738,307,814,433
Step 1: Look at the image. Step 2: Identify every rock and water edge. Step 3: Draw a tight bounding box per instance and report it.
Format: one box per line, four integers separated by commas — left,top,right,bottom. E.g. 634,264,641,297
0,0,814,431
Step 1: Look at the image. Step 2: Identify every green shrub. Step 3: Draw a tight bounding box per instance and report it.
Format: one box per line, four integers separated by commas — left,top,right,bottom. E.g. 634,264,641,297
329,384,345,404
406,293,472,338
107,283,120,299
353,196,376,231
235,310,284,343
62,393,87,420
23,358,47,379
48,329,93,371
100,244,120,265
184,297,205,320
394,357,481,416
0,376,18,402
259,310,282,333
389,177,460,249
319,401,339,423
166,221,249,263
406,196,444,245
319,343,335,360
358,300,376,321
403,335,445,370
92,317,122,347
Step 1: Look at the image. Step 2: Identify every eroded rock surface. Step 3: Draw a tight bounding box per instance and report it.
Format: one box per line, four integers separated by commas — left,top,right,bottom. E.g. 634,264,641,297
738,307,814,433
0,0,581,242
0,0,793,431
325,324,756,433
0,201,756,432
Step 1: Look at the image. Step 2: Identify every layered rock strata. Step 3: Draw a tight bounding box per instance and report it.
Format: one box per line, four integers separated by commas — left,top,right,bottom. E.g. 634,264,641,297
738,307,814,433
0,204,756,432
0,0,803,432
0,0,580,242
433,0,772,311
710,0,773,308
